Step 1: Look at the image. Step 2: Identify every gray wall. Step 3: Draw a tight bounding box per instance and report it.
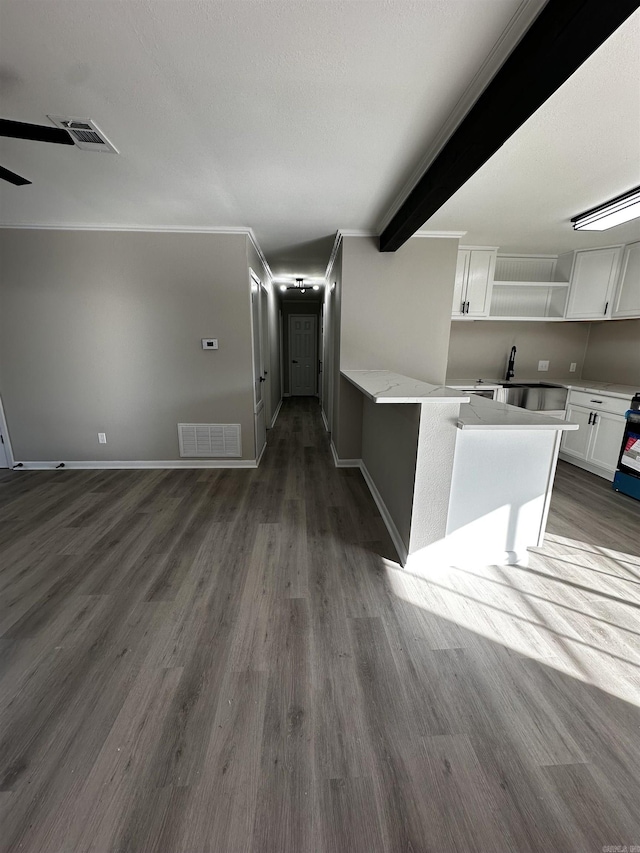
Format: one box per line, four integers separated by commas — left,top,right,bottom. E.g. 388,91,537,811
340,236,457,384
334,235,458,460
0,230,256,461
361,400,420,549
582,319,640,387
446,320,591,382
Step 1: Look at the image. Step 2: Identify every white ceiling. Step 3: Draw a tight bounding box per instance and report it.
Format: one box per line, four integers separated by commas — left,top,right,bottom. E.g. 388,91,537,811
426,9,640,254
0,1,638,276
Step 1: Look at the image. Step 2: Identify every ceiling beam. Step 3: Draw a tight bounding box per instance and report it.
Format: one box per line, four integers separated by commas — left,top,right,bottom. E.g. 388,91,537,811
379,0,640,253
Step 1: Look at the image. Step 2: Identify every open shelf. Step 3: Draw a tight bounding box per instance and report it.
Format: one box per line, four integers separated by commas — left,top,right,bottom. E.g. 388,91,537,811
490,281,569,320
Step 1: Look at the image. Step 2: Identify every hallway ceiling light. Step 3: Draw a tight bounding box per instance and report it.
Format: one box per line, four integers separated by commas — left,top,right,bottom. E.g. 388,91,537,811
313,285,320,291
279,284,287,292
572,186,640,231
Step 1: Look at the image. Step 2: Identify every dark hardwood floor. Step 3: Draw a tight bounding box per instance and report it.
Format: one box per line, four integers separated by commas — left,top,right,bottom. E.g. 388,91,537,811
1,397,639,852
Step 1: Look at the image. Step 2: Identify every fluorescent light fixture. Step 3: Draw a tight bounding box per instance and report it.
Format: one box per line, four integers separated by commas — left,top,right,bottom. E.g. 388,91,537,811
572,186,640,231
312,284,320,291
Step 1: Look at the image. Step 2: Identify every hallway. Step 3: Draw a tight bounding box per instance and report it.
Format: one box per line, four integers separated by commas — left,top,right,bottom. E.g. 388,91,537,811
1,397,639,852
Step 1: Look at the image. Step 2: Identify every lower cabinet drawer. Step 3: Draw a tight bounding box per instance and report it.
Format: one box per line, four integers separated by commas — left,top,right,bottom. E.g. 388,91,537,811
568,390,629,417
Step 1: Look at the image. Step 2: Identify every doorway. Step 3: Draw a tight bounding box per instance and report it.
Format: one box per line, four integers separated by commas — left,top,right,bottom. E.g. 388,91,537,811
250,272,267,460
0,396,13,469
288,314,318,396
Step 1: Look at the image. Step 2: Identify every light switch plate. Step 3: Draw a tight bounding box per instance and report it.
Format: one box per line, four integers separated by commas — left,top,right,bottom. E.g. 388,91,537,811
538,360,549,372
98,432,107,444
202,338,219,350
569,362,577,372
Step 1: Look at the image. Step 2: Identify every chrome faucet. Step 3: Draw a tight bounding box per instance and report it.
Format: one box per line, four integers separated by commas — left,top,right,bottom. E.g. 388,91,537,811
506,346,517,381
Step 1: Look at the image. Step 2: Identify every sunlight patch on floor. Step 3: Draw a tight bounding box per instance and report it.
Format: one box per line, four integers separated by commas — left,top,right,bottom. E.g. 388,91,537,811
383,542,640,707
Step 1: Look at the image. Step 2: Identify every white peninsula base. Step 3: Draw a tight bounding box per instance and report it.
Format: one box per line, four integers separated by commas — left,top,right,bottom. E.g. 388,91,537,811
339,370,578,574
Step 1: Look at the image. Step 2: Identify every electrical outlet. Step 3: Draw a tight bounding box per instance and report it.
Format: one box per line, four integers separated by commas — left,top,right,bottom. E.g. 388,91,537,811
98,433,107,444
569,362,577,373
538,360,549,372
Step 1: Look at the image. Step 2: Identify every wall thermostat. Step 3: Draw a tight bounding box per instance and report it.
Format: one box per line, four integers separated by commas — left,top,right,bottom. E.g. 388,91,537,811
202,339,219,350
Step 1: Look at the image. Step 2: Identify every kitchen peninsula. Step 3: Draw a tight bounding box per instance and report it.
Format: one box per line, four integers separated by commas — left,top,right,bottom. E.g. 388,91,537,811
340,369,578,573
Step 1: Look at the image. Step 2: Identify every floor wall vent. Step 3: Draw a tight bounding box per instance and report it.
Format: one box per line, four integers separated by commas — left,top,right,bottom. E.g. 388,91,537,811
178,424,242,458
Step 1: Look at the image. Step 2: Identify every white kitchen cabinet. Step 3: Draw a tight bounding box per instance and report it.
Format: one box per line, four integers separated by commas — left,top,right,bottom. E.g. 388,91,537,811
612,241,640,319
564,246,622,320
452,248,496,318
561,404,592,460
589,410,627,471
560,391,626,479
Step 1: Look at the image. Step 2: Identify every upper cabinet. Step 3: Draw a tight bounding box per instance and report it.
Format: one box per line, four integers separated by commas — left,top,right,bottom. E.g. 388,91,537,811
564,246,623,320
611,241,640,319
452,248,496,318
451,242,638,322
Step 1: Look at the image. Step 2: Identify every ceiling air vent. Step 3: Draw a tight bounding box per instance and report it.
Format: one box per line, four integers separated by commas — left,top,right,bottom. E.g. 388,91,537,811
47,116,119,153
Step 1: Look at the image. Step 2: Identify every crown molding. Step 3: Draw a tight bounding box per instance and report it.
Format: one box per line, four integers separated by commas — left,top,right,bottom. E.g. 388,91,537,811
324,231,343,281
246,229,274,282
0,223,254,234
413,230,467,239
337,229,377,238
376,0,547,235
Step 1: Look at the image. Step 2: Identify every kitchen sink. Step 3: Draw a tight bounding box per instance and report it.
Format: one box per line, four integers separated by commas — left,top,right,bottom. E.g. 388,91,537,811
501,382,568,411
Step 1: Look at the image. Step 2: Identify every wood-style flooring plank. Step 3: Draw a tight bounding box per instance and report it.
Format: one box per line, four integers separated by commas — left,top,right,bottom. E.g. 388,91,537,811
0,397,639,852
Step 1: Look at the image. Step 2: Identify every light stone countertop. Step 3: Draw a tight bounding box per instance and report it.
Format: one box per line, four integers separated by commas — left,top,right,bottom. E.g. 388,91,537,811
565,380,639,400
341,370,470,404
446,377,639,401
457,394,579,431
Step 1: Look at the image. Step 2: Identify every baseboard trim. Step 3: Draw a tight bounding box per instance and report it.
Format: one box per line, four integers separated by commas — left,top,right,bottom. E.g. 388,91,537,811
270,398,283,429
328,443,408,564
255,440,268,467
11,459,259,471
330,441,360,469
321,408,329,433
359,461,409,565
558,452,614,482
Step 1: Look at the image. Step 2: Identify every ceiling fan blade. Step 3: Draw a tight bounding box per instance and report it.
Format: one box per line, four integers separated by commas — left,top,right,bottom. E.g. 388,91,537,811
0,118,73,145
0,164,31,185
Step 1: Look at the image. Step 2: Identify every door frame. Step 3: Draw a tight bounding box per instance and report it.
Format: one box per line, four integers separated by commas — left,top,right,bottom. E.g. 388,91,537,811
288,313,318,396
249,270,267,461
0,395,15,468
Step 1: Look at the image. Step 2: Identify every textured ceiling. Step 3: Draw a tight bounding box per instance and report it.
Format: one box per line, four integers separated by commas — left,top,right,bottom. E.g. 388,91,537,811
0,0,543,276
426,9,640,254
0,1,637,276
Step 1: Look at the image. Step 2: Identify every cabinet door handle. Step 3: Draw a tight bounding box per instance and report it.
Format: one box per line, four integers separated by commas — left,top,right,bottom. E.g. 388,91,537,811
465,301,470,314
588,412,593,425
590,399,603,404
461,300,466,314
593,413,598,425
604,302,608,314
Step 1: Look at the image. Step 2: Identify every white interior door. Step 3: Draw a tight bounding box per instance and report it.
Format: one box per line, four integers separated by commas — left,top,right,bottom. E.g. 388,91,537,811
289,314,317,396
251,275,267,459
0,396,11,468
